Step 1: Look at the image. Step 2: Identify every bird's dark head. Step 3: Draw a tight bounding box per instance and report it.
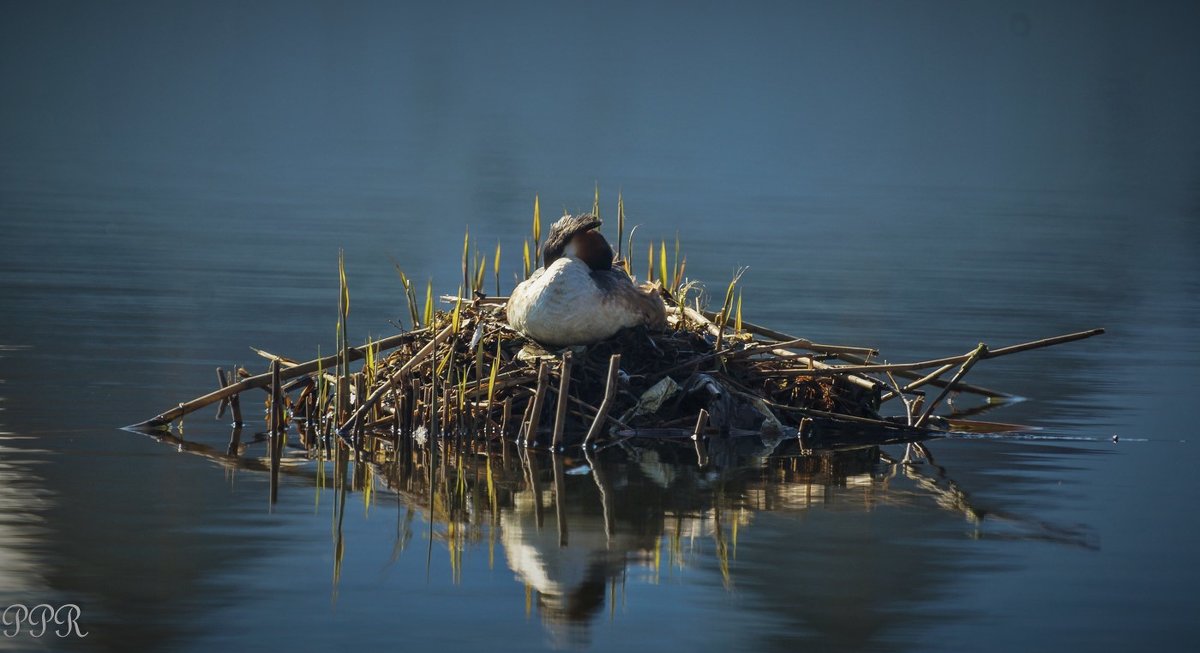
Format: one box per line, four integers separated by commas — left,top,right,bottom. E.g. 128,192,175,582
543,214,613,271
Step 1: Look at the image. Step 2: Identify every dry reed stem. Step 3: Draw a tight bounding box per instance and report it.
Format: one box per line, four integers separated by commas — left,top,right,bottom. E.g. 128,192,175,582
500,396,512,438
525,362,550,447
226,370,243,426
768,349,880,392
732,315,1008,398
880,363,955,402
215,368,230,420
914,343,988,428
764,329,1103,377
584,354,622,447
671,303,881,392
551,352,573,450
692,409,709,440
138,257,1104,455
133,329,430,428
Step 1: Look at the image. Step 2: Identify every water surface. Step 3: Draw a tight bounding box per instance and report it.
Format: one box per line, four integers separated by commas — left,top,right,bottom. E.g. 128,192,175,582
1,2,1198,651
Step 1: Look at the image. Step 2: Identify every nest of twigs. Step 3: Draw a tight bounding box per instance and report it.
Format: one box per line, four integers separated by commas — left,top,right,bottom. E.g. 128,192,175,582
282,293,896,451
136,283,1103,459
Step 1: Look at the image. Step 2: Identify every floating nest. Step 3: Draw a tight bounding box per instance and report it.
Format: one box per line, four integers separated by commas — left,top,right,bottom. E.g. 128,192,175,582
135,282,1104,458
335,296,883,446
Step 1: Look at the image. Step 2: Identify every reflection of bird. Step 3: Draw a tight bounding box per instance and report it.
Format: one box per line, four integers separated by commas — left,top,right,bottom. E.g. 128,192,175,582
500,483,639,649
507,214,666,346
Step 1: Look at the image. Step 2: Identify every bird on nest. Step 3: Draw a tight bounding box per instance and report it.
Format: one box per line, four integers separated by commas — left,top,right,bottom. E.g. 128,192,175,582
506,214,666,347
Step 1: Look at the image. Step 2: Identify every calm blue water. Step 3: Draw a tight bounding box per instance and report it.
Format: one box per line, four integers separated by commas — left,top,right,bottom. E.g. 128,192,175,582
2,1,1198,651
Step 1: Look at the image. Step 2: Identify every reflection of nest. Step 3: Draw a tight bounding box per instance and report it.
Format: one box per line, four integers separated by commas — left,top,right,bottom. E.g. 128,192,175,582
140,419,1100,650
122,225,1107,649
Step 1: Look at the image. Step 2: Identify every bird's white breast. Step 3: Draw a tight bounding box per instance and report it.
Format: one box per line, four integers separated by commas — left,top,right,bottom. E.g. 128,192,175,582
507,258,647,346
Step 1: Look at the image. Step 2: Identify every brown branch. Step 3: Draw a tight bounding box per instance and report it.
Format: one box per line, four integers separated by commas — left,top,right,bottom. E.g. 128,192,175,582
914,343,987,428
762,329,1104,377
584,354,623,448
132,329,430,429
551,352,573,450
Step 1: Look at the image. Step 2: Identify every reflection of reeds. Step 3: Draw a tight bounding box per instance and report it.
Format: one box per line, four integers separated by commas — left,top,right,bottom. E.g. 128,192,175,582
712,489,731,589
139,415,1100,629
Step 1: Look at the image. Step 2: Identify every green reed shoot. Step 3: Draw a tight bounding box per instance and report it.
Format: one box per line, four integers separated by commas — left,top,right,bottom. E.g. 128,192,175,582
592,183,600,220
336,249,351,423
671,232,681,292
451,287,463,335
363,337,375,386
532,195,541,260
461,228,470,298
392,264,421,329
493,241,502,296
338,256,349,320
719,267,747,324
617,192,625,270
457,368,467,417
486,338,501,407
715,267,747,351
659,241,668,290
474,254,487,296
363,339,380,421
470,248,482,295
675,280,697,330
522,240,532,279
736,290,743,333
437,288,463,377
647,242,654,283
423,279,434,328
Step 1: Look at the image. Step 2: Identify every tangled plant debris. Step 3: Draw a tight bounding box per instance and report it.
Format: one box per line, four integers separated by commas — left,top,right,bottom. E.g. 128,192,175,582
133,197,1104,472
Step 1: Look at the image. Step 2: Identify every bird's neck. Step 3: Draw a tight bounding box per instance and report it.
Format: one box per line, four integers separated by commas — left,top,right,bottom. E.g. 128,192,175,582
572,230,613,271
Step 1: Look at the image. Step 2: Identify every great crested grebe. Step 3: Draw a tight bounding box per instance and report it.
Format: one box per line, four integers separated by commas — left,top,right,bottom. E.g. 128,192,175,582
507,214,666,347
